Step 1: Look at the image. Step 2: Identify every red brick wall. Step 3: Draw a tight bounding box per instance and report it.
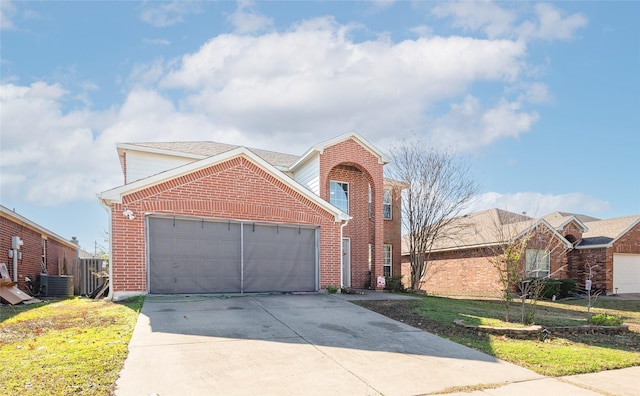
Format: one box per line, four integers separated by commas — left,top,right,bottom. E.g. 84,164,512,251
318,138,384,289
0,214,76,291
561,221,583,243
571,221,640,293
383,186,402,277
401,226,570,297
110,156,342,294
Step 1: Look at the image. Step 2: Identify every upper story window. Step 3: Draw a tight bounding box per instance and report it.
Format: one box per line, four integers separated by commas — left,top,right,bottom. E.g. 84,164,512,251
525,249,550,278
383,189,392,220
330,181,349,214
368,184,372,218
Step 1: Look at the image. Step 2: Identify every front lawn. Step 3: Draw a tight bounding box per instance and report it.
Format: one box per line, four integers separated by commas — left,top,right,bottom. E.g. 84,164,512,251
359,295,640,376
0,296,144,396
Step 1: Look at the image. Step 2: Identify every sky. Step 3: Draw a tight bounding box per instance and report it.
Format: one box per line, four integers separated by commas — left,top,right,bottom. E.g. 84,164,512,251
1,1,639,254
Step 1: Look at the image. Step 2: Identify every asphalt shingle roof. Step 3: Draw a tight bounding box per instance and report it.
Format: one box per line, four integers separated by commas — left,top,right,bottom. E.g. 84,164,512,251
129,141,301,168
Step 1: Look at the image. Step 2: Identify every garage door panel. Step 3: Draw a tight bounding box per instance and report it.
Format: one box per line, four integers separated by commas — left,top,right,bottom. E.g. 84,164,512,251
149,217,317,294
613,254,640,294
243,225,316,293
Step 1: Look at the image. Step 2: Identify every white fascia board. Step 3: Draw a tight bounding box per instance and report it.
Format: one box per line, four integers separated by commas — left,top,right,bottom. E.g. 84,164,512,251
514,219,573,249
288,132,389,171
575,244,611,250
98,147,349,222
116,143,207,160
557,216,589,232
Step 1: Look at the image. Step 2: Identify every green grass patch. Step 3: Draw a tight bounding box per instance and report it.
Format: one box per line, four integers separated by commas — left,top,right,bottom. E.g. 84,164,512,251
361,295,640,377
0,296,144,396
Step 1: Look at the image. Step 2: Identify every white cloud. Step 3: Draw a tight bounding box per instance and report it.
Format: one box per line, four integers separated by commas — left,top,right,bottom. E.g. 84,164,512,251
139,1,202,27
156,17,528,152
518,3,588,41
466,192,612,217
0,0,16,30
227,1,274,34
1,14,563,205
432,1,587,41
429,95,539,151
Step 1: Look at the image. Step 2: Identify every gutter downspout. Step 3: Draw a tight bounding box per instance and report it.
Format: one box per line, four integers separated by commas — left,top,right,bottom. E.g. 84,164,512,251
98,197,114,301
340,219,349,288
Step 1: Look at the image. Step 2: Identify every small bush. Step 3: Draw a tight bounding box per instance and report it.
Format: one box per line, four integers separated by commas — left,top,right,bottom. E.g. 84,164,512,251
559,278,579,298
384,275,406,293
590,313,623,326
533,278,561,299
326,285,338,294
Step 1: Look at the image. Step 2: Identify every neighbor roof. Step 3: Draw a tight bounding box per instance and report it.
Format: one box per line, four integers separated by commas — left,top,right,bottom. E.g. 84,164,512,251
576,215,640,248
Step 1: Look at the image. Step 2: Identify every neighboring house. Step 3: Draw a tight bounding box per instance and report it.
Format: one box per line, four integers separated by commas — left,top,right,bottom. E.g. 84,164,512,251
401,208,640,297
0,204,78,291
98,132,403,300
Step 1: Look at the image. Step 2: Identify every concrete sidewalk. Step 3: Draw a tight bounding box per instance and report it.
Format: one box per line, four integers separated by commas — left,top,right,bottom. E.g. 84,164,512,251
115,293,636,396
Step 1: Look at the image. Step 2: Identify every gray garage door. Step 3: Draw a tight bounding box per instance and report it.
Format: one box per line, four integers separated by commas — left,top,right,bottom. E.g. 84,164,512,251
148,216,318,294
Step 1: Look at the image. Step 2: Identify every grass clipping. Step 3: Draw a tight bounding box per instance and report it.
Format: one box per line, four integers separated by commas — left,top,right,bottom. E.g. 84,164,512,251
0,296,143,396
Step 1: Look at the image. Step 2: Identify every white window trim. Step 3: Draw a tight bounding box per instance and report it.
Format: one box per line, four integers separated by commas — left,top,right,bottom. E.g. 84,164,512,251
525,249,550,278
383,189,392,220
330,180,349,215
383,244,392,277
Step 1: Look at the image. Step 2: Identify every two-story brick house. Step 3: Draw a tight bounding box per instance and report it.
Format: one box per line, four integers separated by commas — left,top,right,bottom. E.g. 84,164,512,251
98,132,403,299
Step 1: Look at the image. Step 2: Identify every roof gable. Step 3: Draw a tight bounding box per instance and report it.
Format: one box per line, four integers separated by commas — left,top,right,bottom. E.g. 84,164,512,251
289,132,389,171
99,147,349,222
577,215,640,248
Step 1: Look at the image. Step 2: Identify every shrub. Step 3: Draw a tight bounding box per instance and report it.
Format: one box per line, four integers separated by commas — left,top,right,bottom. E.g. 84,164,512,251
559,278,579,298
326,285,338,294
384,275,406,293
534,278,561,299
590,313,623,326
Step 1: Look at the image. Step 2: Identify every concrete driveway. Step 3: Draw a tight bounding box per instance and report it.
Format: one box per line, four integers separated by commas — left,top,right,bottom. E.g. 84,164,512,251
115,293,606,396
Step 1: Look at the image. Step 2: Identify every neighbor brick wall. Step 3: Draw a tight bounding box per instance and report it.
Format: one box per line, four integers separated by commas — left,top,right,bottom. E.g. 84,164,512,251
570,221,640,293
401,226,570,297
318,138,385,289
110,156,342,294
0,214,76,291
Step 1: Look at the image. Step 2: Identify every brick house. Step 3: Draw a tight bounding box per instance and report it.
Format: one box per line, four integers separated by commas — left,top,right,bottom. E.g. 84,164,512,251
401,208,640,297
98,132,403,300
0,204,78,291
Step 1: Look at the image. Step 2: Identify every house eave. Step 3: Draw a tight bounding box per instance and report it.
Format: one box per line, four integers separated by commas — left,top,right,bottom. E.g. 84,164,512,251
98,147,348,222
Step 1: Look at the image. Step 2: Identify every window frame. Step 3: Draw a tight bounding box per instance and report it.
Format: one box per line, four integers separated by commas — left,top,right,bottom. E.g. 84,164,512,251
383,189,392,220
383,244,392,277
525,249,550,278
329,180,349,215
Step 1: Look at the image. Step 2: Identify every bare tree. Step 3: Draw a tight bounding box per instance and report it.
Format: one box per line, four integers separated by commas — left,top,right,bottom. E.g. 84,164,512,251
387,138,477,291
488,219,571,324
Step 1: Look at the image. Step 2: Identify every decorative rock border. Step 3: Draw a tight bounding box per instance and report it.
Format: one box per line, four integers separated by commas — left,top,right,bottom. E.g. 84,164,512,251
453,319,629,339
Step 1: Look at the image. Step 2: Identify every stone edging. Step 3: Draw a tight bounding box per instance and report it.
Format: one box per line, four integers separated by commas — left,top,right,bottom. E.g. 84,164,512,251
453,319,629,338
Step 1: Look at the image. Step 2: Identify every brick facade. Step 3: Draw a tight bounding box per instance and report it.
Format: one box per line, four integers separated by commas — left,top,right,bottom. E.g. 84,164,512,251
402,226,570,297
319,139,384,289
110,156,343,294
383,184,403,277
570,221,640,293
0,211,77,291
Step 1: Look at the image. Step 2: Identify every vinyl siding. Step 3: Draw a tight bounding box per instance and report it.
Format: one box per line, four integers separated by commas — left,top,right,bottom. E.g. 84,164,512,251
292,155,320,195
126,151,195,183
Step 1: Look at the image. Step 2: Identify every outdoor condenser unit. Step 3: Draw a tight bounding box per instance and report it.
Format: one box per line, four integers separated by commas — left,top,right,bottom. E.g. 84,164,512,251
39,274,74,297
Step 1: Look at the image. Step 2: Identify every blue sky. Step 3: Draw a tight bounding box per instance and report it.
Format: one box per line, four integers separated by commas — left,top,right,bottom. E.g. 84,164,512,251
1,1,638,253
